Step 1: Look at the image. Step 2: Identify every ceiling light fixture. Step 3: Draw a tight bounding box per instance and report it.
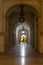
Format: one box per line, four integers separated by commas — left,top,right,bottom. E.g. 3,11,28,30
19,5,25,23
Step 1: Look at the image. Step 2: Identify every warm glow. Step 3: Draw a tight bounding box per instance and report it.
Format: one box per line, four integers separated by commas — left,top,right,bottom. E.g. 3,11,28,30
21,34,27,42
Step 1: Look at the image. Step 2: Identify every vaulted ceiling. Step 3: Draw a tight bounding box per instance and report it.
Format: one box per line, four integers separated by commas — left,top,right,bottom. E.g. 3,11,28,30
6,4,38,27
7,4,38,18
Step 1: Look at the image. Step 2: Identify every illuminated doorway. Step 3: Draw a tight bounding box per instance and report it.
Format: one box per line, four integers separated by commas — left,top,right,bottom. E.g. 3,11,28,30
21,34,27,42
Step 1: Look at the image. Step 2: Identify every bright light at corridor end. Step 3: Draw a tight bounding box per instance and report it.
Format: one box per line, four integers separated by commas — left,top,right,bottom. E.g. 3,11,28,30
22,31,25,33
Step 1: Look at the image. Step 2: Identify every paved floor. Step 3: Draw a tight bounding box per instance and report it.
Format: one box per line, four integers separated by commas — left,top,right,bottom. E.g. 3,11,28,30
0,42,43,65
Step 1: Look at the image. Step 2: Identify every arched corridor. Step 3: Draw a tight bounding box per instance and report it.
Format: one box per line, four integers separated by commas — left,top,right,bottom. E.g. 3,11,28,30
0,1,43,65
5,4,38,51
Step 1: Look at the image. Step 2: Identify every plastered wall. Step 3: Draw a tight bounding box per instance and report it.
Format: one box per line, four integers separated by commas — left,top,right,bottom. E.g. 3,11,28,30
38,0,43,53
0,0,4,52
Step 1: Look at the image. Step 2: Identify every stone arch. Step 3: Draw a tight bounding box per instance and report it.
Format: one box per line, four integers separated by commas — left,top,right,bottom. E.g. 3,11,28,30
3,1,40,17
16,23,30,45
6,3,39,20
18,28,29,44
5,3,39,51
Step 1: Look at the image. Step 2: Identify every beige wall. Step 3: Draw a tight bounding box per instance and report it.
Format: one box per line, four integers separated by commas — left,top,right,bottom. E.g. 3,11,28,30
0,0,4,52
0,0,2,32
0,0,43,53
38,0,43,53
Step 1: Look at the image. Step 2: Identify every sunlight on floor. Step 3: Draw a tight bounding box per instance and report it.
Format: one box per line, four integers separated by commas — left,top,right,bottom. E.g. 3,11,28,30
20,42,26,65
20,42,27,57
21,58,25,65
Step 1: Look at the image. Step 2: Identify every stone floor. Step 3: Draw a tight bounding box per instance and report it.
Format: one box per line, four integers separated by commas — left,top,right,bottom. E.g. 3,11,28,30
0,42,43,65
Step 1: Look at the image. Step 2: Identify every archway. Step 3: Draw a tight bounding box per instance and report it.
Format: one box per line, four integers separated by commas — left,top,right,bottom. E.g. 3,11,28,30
16,23,30,45
18,27,29,44
5,4,38,51
21,34,27,42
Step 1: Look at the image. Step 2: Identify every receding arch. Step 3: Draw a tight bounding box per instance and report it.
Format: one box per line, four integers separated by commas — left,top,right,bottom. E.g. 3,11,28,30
18,28,29,44
5,3,39,51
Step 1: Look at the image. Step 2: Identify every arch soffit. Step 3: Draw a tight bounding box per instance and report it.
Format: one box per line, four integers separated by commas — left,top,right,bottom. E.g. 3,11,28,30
4,3,40,28
5,3,40,19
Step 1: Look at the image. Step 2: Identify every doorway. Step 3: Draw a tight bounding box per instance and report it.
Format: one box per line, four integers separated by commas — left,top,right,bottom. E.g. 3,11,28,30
21,34,27,42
